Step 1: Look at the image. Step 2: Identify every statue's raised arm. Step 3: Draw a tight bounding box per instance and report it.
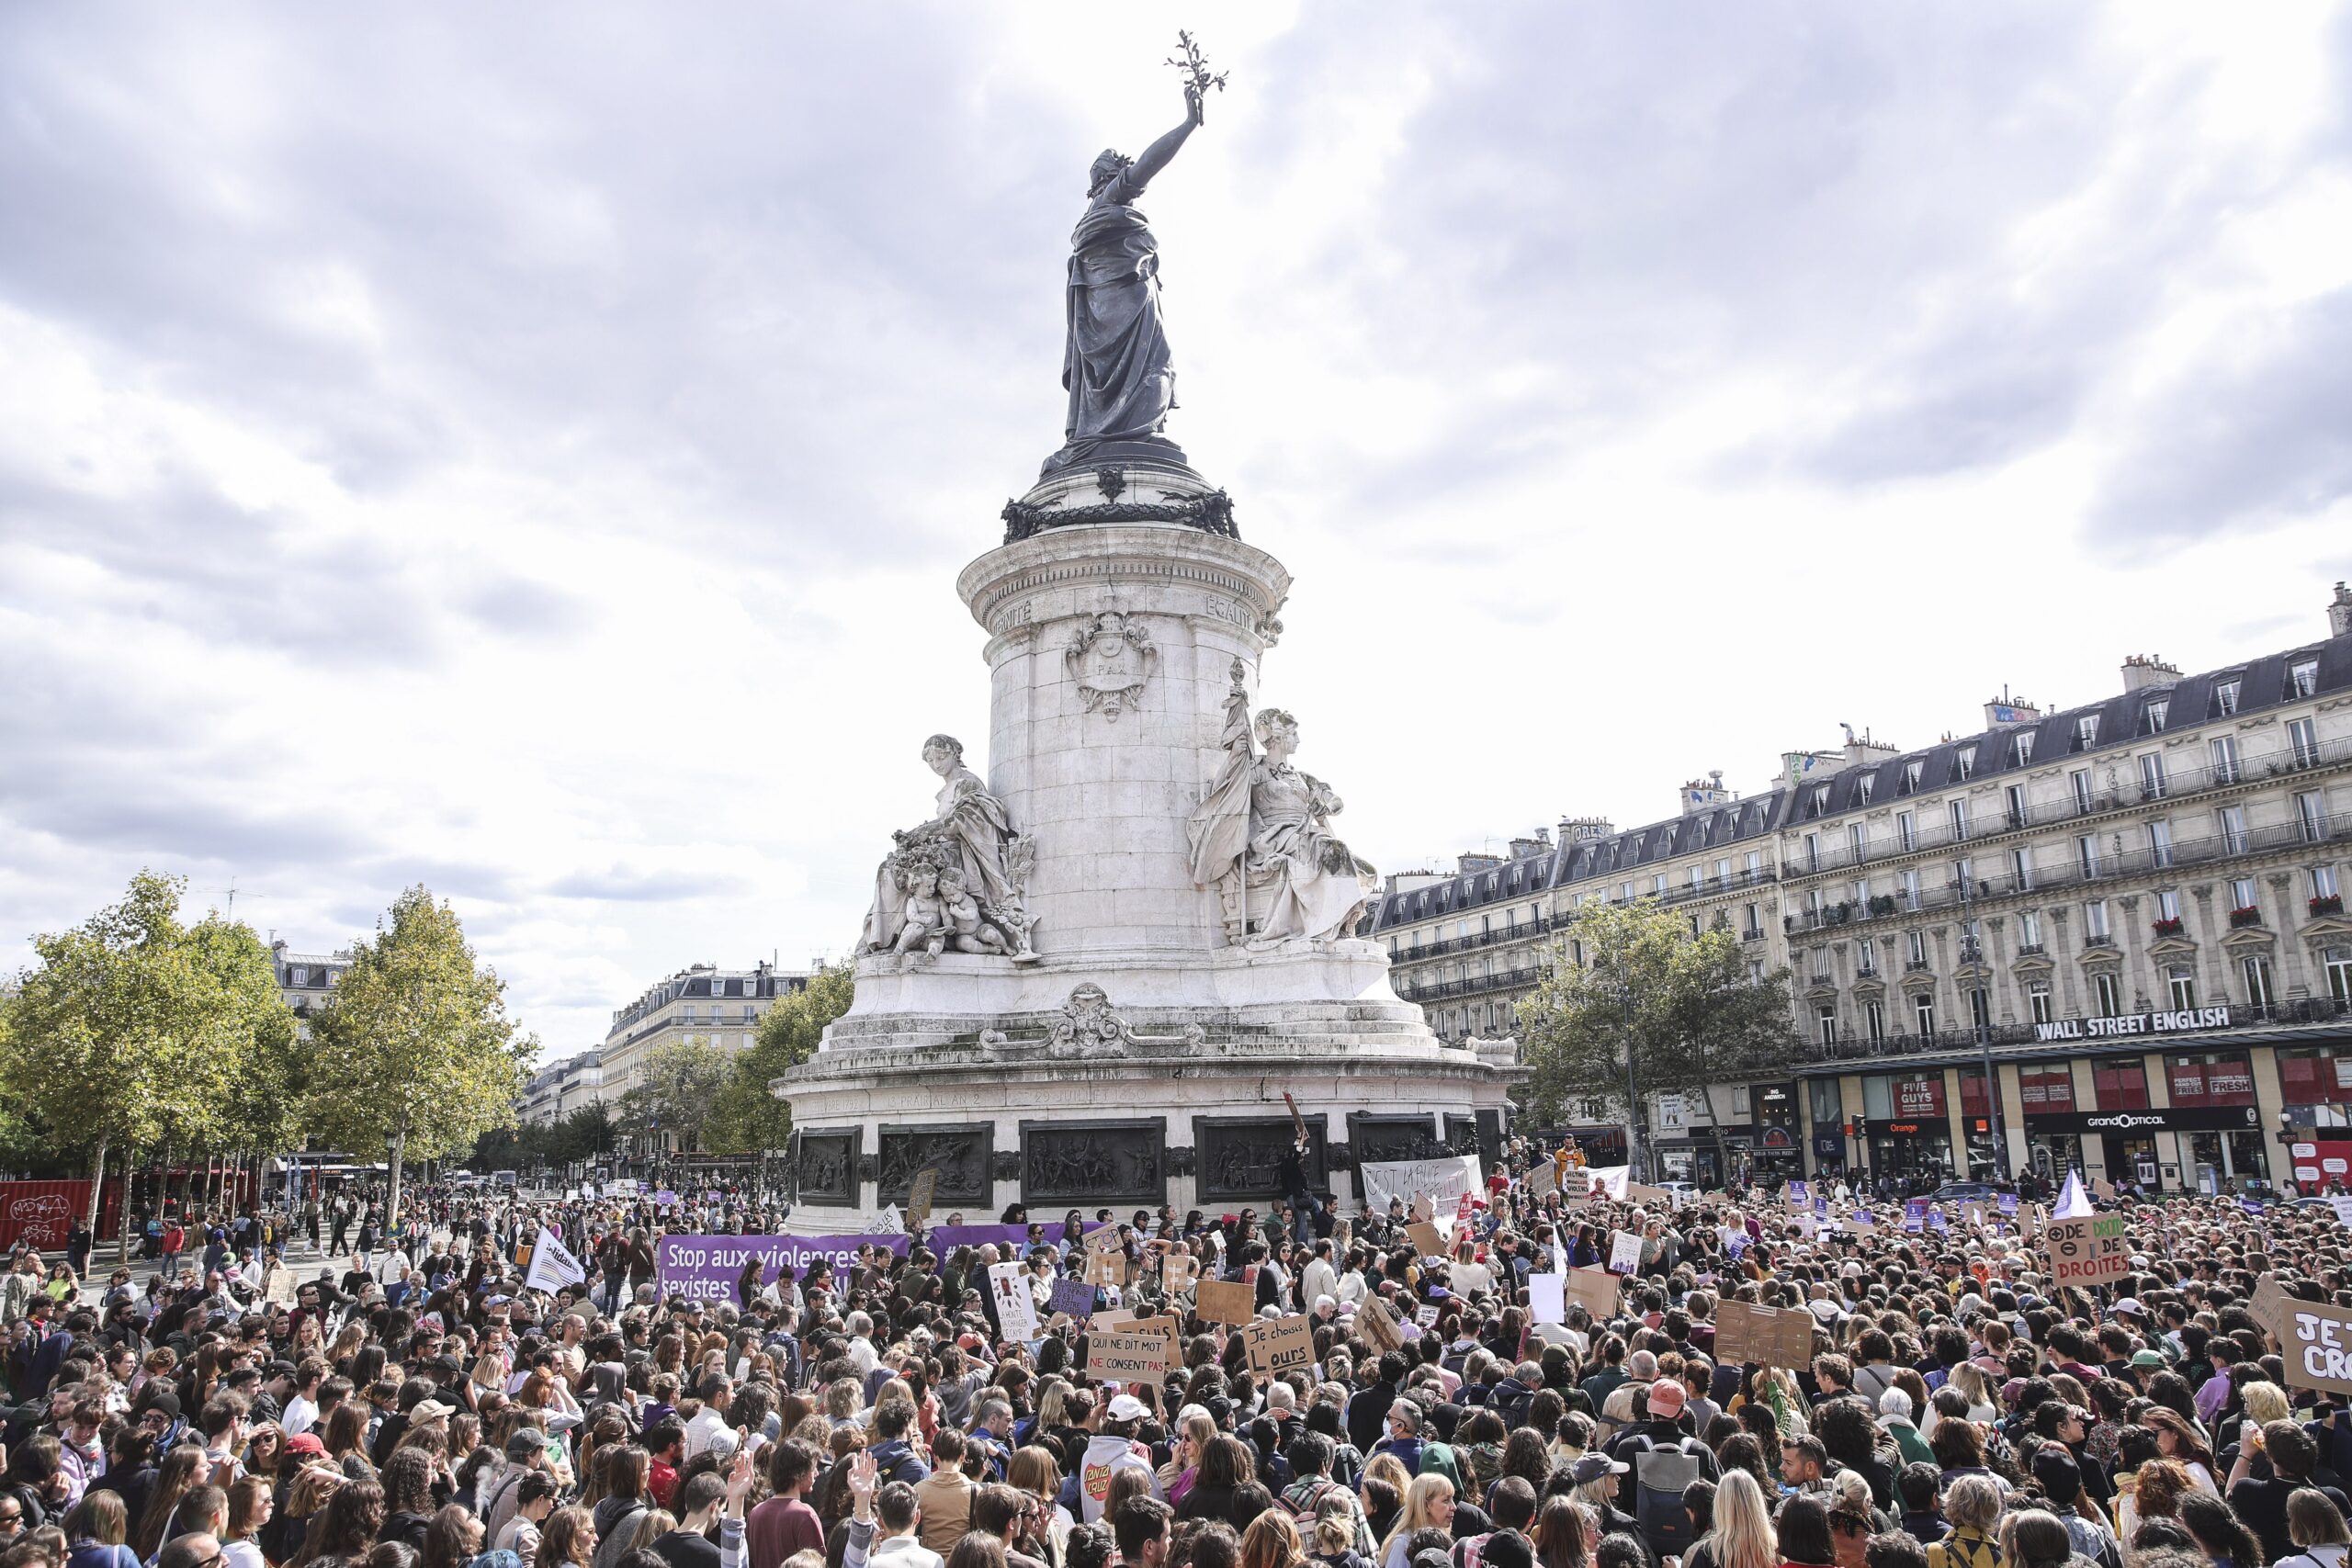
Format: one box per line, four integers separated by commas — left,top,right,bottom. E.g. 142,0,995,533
1047,73,1216,477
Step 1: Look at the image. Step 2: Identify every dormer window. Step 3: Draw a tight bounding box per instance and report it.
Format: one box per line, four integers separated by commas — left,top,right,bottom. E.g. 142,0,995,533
2213,678,2241,716
2075,715,2099,750
1902,761,1923,795
290,965,309,986
2290,658,2319,699
1955,744,1977,781
2011,733,2034,768
2143,696,2169,734
1857,774,1875,805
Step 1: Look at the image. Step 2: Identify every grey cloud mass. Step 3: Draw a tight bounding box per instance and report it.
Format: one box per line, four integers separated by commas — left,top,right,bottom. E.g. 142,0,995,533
3,2,2346,1054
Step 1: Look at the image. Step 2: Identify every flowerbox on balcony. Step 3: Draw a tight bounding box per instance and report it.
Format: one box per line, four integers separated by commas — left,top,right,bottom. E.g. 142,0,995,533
2228,905,2263,929
2152,916,2185,937
2314,893,2346,917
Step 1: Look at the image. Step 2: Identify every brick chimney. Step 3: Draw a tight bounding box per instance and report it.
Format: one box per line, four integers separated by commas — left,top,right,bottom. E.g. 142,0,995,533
2331,581,2352,638
2120,654,2180,694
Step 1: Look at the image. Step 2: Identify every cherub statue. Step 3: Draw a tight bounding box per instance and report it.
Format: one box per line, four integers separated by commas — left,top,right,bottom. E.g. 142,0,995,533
936,865,1017,955
888,863,946,956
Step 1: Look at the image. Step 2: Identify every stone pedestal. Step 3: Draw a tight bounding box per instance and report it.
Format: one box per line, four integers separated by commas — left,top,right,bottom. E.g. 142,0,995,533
778,476,1521,1225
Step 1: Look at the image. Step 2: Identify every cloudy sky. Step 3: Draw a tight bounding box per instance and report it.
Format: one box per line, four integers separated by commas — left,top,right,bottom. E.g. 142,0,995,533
5,3,2348,1062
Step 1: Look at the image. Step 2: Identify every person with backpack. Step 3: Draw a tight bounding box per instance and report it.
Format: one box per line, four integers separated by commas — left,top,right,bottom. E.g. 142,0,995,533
1603,1383,1718,1565
1451,1477,1539,1568
1284,1432,1374,1558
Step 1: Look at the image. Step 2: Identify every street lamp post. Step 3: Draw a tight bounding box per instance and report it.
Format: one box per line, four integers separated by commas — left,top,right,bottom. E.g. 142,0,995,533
1620,982,1645,1182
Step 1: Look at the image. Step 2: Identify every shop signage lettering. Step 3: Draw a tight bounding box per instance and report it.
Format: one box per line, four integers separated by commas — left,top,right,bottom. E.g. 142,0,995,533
1896,1079,1941,1116
2034,1006,2230,1043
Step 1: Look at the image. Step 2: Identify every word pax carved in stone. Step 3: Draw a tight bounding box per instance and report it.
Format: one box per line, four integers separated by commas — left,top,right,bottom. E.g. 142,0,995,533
856,735,1040,964
1066,610,1158,721
1185,660,1377,948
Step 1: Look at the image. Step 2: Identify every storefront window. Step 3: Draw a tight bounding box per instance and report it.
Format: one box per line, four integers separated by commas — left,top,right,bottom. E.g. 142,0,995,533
2278,1048,2352,1107
1957,1069,2006,1117
2092,1059,2152,1110
2169,1052,2255,1106
2019,1065,2075,1113
1809,1077,1843,1126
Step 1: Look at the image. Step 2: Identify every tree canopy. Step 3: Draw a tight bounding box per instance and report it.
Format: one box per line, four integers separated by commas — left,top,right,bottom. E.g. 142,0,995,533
1514,898,1799,1169
303,885,534,1225
704,964,854,1155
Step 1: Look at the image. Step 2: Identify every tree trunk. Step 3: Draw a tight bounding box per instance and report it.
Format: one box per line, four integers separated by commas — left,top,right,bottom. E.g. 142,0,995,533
387,1118,409,1234
85,1134,108,1233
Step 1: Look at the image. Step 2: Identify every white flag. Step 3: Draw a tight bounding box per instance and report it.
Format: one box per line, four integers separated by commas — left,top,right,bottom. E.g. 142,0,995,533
525,1225,587,1293
2053,1170,2093,1218
1584,1165,1630,1201
877,1203,904,1234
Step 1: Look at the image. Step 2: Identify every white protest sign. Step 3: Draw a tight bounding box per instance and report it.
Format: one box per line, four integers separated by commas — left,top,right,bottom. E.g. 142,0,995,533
1358,1156,1484,1213
988,1261,1039,1341
1583,1165,1630,1201
2327,1196,2352,1230
1528,1272,1566,1325
1608,1230,1643,1273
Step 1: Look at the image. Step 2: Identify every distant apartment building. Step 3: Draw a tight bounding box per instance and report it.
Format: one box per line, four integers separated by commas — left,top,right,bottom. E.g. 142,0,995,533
593,960,811,1102
1374,582,2352,1194
268,939,354,1024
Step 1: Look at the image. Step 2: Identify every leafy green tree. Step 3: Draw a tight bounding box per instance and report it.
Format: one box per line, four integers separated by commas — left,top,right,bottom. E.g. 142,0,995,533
1514,899,1798,1179
188,915,308,1159
618,1040,733,1153
0,872,295,1245
705,965,854,1154
303,886,535,1227
554,1100,618,1166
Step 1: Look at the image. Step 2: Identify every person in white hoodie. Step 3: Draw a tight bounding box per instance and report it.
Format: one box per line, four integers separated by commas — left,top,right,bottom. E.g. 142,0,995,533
2274,1492,2352,1568
1076,1393,1163,1524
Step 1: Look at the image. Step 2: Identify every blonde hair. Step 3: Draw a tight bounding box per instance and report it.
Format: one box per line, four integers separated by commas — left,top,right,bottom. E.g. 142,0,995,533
2243,1382,2291,1427
1710,1472,1779,1568
1380,1474,1455,1564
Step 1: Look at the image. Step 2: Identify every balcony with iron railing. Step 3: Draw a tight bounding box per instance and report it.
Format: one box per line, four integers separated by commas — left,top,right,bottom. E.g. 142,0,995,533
1392,914,1557,964
1781,812,2351,934
1781,730,2352,879
1396,965,1542,1002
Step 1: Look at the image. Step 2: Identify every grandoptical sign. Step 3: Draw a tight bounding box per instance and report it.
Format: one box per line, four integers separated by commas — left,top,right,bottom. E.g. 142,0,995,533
2283,1299,2352,1395
2033,1005,2232,1043
2045,1213,2130,1286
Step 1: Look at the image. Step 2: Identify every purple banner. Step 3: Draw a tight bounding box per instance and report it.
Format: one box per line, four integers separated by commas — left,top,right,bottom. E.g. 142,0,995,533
926,1224,1036,1256
655,1233,907,1300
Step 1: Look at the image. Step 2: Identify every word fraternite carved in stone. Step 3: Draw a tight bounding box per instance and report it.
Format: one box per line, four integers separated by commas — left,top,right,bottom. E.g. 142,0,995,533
857,735,1041,964
1186,660,1377,949
1066,611,1158,721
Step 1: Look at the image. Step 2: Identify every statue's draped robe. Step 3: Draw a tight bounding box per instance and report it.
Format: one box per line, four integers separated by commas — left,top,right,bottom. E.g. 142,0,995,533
1063,171,1176,452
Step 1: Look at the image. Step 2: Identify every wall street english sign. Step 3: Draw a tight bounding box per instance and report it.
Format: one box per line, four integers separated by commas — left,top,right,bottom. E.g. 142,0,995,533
2032,1006,2231,1043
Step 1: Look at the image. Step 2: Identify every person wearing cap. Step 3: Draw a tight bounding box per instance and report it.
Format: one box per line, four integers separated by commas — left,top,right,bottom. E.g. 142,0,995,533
1602,1380,1717,1518
1075,1392,1160,1525
2030,1449,2120,1568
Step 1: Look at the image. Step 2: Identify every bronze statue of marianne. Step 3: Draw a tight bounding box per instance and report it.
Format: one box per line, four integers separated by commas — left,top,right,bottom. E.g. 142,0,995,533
1041,81,1206,478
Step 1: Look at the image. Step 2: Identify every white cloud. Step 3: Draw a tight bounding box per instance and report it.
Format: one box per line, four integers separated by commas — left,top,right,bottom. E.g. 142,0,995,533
3,1,2348,1057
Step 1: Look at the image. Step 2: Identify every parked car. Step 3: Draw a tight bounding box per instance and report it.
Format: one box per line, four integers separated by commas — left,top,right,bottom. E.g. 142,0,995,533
1929,1181,2004,1206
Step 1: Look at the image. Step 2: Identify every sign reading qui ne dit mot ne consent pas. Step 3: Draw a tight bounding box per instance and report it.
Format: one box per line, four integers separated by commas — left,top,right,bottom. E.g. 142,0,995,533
656,1234,910,1298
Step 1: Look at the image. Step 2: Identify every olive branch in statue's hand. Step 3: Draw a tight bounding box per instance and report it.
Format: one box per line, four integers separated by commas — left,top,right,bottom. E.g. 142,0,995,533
1168,30,1228,122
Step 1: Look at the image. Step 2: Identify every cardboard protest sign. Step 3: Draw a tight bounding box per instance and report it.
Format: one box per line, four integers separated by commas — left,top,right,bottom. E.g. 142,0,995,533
1566,1266,1621,1317
1406,1221,1448,1259
2045,1213,2129,1287
1626,1183,1673,1207
1193,1277,1258,1325
1089,1321,1174,1381
1162,1254,1198,1292
908,1168,939,1224
1355,1295,1407,1352
1714,1300,1818,1369
2093,1178,2118,1201
1242,1314,1317,1381
1084,1248,1128,1288
2281,1299,2352,1394
1608,1230,1644,1273
2249,1274,2294,1338
1415,1304,1440,1327
1411,1194,1436,1224
988,1262,1039,1340
261,1266,299,1307
1050,1277,1097,1320
1083,1223,1125,1252
1528,1272,1566,1325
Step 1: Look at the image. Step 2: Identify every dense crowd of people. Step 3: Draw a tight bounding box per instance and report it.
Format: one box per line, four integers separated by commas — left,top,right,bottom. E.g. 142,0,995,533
1,1148,2347,1568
